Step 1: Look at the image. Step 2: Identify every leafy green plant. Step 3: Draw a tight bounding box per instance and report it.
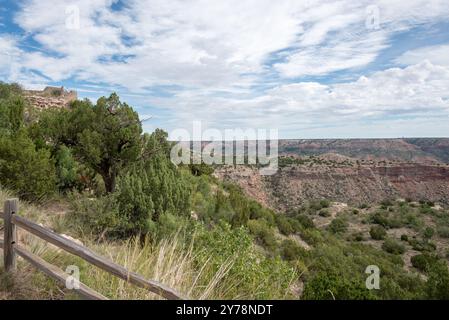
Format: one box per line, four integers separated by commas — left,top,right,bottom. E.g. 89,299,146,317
423,227,435,239
382,238,406,255
302,272,376,300
426,261,449,299
370,225,387,240
0,130,56,201
411,254,439,272
328,218,348,234
280,239,305,261
247,219,277,250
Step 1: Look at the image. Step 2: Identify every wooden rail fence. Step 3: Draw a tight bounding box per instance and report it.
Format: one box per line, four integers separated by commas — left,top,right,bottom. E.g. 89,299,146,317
0,198,185,300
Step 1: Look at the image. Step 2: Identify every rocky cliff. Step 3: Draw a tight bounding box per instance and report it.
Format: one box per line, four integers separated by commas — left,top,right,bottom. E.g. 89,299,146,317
214,139,449,210
23,86,77,110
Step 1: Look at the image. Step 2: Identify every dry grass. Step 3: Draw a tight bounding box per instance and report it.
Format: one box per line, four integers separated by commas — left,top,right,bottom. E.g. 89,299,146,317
0,189,238,300
76,235,236,300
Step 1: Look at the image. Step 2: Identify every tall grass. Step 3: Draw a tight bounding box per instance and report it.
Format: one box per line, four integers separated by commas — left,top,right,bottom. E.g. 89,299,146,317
71,234,237,300
0,189,240,299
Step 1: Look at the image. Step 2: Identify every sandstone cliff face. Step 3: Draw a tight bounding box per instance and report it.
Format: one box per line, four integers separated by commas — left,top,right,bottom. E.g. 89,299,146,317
214,139,449,210
23,86,77,110
214,163,449,211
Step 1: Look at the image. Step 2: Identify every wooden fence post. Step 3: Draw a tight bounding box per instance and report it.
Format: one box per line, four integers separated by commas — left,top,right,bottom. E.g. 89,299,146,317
4,199,18,272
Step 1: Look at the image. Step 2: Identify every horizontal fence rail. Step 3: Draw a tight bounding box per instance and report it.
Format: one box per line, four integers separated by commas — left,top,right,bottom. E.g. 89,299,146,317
14,244,108,300
1,199,184,300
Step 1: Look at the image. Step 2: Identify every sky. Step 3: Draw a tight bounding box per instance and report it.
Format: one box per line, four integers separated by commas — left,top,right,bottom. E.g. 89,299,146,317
0,0,448,139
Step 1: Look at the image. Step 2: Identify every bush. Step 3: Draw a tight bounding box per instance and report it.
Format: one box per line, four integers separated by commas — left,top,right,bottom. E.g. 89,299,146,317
420,205,434,215
426,261,449,299
382,238,406,255
295,214,315,229
0,82,25,135
370,225,387,240
276,215,294,235
247,219,277,250
328,218,348,234
0,131,56,201
319,199,331,208
370,211,402,229
309,201,323,212
348,232,364,242
437,226,449,238
400,234,409,242
411,254,439,272
302,272,376,300
195,222,296,299
409,239,436,252
423,227,435,239
280,239,305,261
67,193,126,237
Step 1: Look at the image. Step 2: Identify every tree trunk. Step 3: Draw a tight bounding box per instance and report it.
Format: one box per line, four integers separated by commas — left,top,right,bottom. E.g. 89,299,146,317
102,172,116,193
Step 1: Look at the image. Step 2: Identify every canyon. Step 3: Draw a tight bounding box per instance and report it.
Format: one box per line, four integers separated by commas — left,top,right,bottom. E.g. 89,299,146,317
214,139,449,210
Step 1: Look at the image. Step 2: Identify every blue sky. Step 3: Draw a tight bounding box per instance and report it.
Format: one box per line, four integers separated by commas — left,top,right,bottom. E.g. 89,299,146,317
1,0,449,139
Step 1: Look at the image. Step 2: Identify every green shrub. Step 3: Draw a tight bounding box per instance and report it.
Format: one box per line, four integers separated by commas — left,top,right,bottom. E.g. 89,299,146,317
295,214,315,229
437,226,449,238
114,159,190,236
382,238,406,255
280,239,305,261
299,228,323,245
400,234,409,242
0,82,25,135
67,193,126,237
426,261,449,299
0,131,56,201
309,201,323,212
420,205,434,215
423,227,435,239
247,219,277,250
409,239,436,252
371,211,389,227
328,218,348,234
370,211,402,228
248,203,276,226
319,199,331,208
370,225,387,240
348,232,364,242
302,272,376,300
195,222,296,299
276,215,294,235
410,254,439,272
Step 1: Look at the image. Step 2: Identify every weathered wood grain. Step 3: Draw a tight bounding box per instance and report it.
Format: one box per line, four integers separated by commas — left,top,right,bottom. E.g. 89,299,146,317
4,199,18,272
14,244,108,300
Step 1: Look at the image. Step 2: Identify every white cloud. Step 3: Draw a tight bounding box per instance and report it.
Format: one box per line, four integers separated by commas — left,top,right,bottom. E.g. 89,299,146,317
7,0,449,89
1,0,449,137
147,61,449,137
395,44,449,67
